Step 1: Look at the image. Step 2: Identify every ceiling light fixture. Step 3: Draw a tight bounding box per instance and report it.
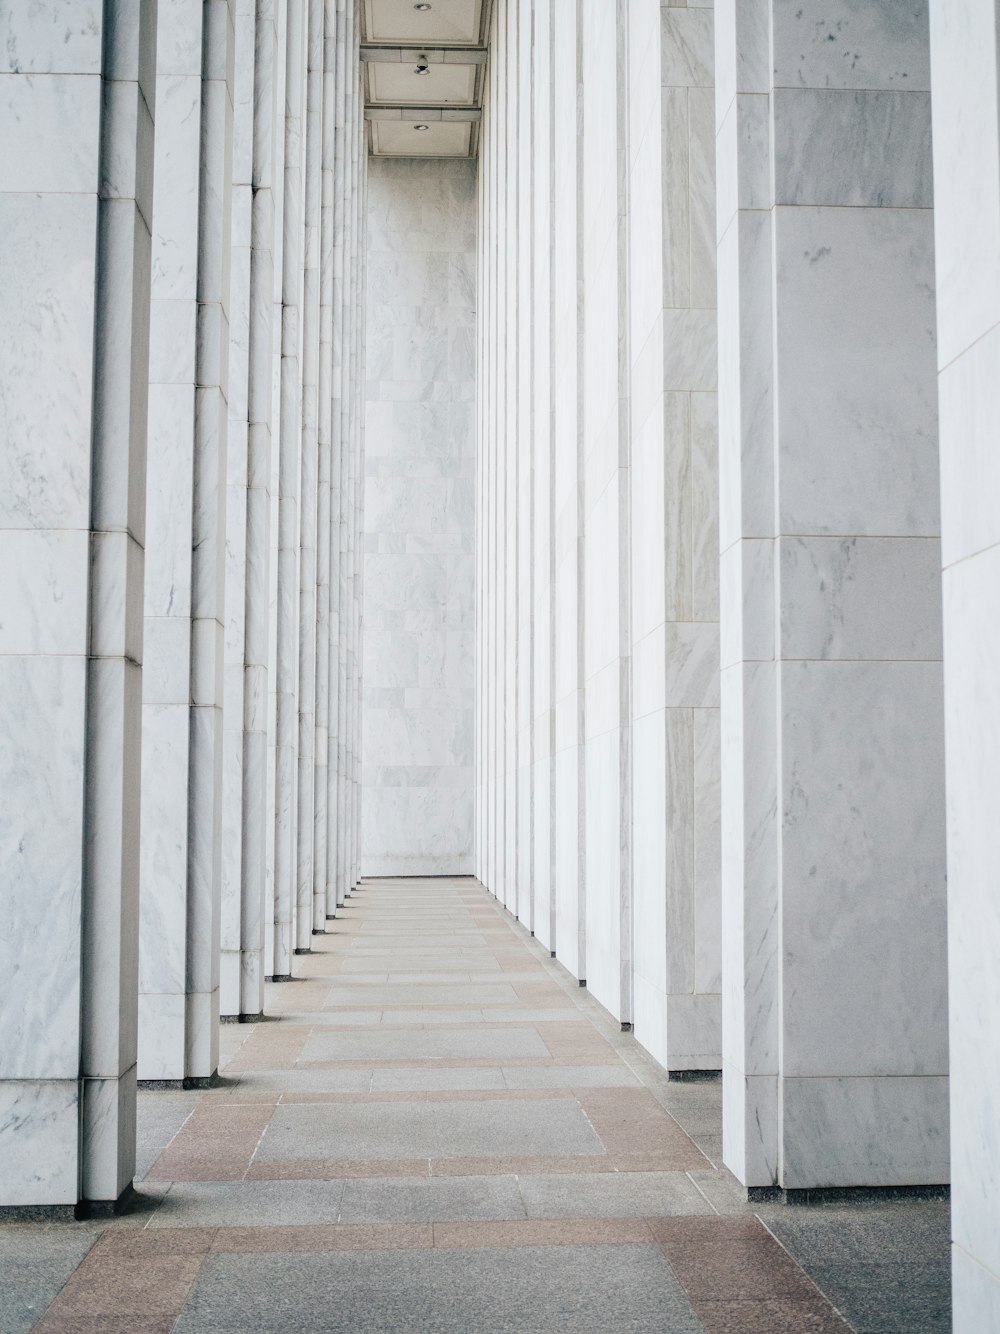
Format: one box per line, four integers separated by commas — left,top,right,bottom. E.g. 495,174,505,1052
414,3,432,9
414,61,430,75
413,123,430,131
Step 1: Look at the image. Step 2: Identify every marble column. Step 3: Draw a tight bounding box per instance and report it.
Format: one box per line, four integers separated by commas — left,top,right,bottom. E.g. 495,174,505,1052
579,0,631,1023
187,0,234,1077
531,0,556,955
273,0,306,978
324,0,345,918
330,0,348,909
351,59,367,893
293,0,324,956
313,0,336,932
628,0,721,1073
0,0,154,1207
514,0,535,936
240,0,280,1018
717,0,947,1189
220,0,256,1019
928,1,1000,1323
264,0,288,983
550,0,586,979
140,0,235,1084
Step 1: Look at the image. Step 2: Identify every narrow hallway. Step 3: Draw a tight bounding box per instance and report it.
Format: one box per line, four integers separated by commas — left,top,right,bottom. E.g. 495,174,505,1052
11,879,948,1332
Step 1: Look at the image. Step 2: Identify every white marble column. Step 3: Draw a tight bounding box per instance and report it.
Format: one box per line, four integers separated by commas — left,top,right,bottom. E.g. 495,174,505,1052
628,0,721,1073
0,0,154,1207
293,0,323,955
186,0,234,1077
239,0,280,1019
929,1,1000,1323
324,0,345,918
140,0,203,1080
345,69,359,896
313,0,335,932
140,0,235,1084
531,0,555,955
264,0,288,983
273,0,306,978
350,56,366,893
514,0,535,936
717,0,947,1190
220,0,256,1019
579,0,631,1022
550,0,586,979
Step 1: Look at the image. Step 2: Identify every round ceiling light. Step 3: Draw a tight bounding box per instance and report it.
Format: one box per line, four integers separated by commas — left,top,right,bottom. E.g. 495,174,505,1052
414,3,432,10
413,124,430,131
414,63,430,75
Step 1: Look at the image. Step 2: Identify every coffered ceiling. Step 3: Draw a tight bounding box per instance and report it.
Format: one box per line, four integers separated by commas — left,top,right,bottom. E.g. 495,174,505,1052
362,0,490,158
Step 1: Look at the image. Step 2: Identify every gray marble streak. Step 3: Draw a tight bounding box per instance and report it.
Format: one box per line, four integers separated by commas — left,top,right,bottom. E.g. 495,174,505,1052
774,88,932,208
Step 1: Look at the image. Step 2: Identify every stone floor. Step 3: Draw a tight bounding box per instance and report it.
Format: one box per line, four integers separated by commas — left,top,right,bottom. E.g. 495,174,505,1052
4,877,951,1332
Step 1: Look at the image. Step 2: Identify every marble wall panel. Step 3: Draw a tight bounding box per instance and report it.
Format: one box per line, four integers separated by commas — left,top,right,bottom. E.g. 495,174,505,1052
929,1,1000,1322
361,158,476,877
718,0,947,1191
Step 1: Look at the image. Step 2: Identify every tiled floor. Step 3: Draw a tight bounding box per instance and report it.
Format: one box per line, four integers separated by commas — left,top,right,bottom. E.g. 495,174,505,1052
5,877,951,1332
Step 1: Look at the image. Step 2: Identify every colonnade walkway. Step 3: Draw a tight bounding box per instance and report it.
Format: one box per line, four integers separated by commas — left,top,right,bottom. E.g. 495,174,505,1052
7,879,948,1332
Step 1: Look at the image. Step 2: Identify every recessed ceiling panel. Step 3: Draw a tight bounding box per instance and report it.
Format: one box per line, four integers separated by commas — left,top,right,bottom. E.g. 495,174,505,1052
372,120,472,156
364,0,482,46
369,62,477,106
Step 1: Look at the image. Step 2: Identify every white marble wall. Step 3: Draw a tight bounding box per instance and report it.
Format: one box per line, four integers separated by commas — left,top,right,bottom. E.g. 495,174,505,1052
929,0,1000,1323
0,0,154,1205
361,158,477,878
717,0,948,1189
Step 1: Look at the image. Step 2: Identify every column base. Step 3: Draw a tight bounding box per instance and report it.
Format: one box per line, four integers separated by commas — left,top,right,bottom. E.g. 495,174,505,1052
749,1184,950,1206
0,1202,77,1222
137,1071,219,1091
0,1181,141,1223
75,1182,141,1221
